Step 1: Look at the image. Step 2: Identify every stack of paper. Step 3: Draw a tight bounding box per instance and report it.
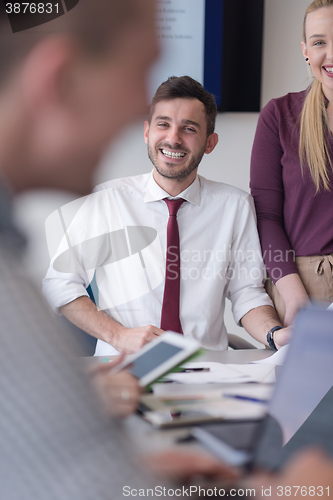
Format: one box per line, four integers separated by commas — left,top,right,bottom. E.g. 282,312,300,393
163,361,276,384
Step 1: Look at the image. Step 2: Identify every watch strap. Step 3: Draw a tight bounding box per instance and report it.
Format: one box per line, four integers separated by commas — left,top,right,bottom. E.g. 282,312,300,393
267,325,283,350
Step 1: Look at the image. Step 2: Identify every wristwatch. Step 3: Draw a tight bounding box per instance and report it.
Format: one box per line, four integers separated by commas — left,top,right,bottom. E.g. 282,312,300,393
267,326,283,350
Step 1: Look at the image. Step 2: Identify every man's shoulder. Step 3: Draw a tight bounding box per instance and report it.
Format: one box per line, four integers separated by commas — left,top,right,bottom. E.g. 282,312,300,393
199,176,252,204
93,173,151,195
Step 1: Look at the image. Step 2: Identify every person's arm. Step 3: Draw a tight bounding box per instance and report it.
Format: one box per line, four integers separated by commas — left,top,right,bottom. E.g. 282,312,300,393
145,449,240,482
275,273,309,326
241,305,291,349
226,194,287,348
60,296,163,353
250,99,308,326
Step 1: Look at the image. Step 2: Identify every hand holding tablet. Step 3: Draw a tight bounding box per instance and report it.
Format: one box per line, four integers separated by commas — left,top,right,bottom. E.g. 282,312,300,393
110,332,203,387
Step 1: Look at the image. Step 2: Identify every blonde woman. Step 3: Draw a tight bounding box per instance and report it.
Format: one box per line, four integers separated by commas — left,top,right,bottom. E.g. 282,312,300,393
250,0,333,326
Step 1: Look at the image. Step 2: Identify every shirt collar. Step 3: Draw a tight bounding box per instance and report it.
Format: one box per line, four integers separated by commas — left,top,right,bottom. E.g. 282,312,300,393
144,171,201,206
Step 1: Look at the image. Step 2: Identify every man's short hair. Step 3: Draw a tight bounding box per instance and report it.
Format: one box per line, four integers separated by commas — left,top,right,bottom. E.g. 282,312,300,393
149,76,217,136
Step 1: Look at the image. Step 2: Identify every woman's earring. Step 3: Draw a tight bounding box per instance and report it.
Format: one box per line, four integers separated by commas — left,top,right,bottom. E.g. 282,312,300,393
305,57,310,65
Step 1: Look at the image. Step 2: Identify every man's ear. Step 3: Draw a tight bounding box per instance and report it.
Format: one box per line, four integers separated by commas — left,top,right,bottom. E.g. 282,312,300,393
21,36,77,115
205,132,218,154
143,121,150,144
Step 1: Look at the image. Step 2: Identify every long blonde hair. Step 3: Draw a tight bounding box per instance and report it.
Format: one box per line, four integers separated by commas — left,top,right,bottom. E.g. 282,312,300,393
300,0,333,192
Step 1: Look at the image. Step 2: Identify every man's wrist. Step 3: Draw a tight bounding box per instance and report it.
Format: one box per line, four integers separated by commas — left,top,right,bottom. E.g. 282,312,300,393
103,316,126,345
267,326,283,350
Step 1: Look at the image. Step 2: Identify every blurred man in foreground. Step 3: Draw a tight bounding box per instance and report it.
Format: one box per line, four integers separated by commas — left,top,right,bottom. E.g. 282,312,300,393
0,0,161,497
0,1,236,497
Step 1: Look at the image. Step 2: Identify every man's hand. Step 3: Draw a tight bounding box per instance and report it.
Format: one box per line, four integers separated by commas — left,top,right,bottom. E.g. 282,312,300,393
144,449,241,481
111,324,164,353
241,305,290,348
89,353,141,418
60,297,164,353
274,326,292,350
246,448,333,498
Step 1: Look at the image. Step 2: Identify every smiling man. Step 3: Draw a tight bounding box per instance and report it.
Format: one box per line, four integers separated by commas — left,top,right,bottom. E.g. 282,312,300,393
43,76,290,355
145,97,217,193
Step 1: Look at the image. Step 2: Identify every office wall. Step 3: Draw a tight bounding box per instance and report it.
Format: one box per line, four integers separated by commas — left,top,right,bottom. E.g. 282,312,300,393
261,0,311,106
15,0,312,347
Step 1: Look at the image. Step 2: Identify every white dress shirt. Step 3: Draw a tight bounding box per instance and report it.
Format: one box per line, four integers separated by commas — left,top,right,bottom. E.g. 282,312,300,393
43,172,272,355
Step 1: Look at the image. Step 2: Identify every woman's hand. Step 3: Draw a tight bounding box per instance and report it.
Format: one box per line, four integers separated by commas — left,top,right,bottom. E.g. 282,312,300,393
275,274,309,326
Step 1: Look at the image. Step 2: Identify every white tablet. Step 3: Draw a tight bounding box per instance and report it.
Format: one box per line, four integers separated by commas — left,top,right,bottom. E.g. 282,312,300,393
112,332,202,387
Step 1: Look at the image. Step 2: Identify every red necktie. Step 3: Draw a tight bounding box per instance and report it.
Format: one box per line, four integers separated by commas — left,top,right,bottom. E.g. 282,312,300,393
160,198,185,333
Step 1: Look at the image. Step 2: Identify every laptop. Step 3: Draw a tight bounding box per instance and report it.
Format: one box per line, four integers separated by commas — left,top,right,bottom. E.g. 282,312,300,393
191,306,333,471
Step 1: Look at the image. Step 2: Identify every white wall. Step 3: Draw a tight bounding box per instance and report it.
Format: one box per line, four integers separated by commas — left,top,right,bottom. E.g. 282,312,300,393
261,0,311,106
14,0,313,348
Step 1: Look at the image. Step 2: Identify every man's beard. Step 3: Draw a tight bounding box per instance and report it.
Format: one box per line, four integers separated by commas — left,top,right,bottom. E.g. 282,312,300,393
147,141,206,182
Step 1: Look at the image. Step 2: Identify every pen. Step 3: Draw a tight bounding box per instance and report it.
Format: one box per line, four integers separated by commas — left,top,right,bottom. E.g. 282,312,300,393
223,394,268,404
180,367,210,373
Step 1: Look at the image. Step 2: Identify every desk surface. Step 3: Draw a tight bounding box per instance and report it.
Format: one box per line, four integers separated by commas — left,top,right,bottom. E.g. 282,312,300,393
124,349,273,455
195,348,273,364
93,348,273,365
